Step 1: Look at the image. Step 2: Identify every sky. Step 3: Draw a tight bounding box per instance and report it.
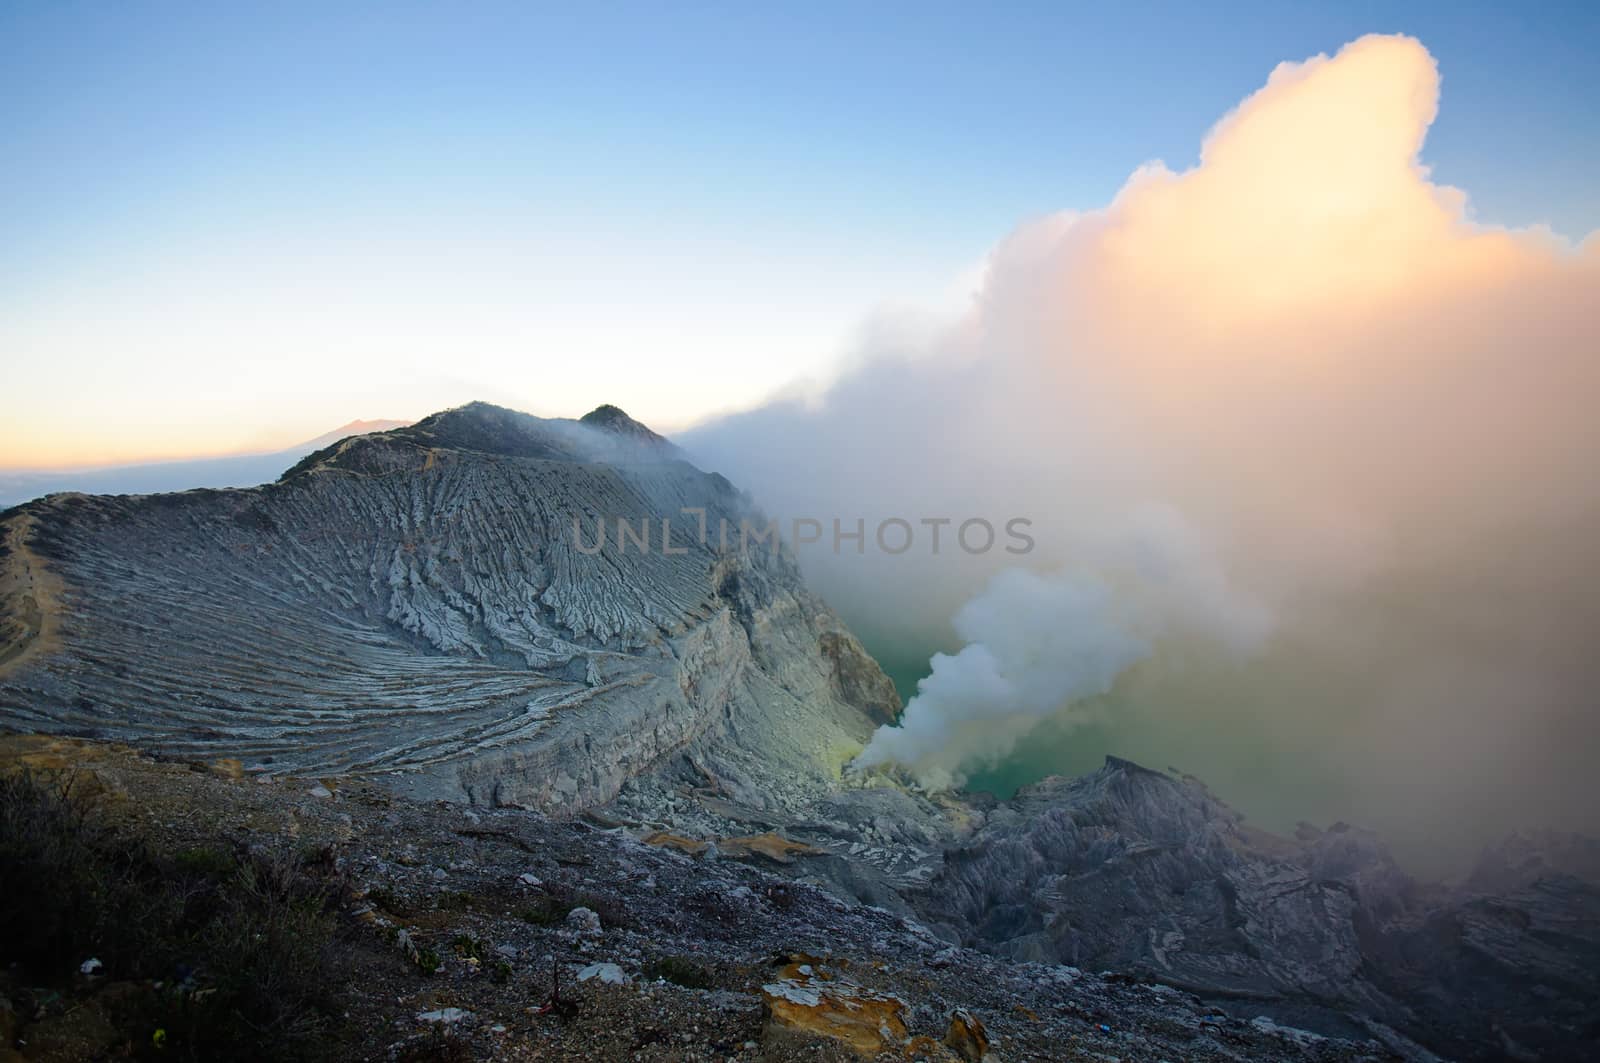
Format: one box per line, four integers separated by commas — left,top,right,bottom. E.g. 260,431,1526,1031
1,2,1597,469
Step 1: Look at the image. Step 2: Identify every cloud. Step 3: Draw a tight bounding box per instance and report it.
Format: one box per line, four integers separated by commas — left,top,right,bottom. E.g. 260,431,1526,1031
685,35,1600,866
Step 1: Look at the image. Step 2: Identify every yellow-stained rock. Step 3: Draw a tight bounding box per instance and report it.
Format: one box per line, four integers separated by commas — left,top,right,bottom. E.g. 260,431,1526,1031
641,830,710,856
208,758,245,781
905,1034,951,1058
0,734,123,774
945,1008,991,1061
0,735,130,803
718,832,823,864
761,958,910,1057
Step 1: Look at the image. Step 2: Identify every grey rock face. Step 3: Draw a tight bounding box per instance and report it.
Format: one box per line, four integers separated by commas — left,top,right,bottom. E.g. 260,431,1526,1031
912,756,1600,1061
0,402,896,815
919,759,1385,998
1384,832,1600,1062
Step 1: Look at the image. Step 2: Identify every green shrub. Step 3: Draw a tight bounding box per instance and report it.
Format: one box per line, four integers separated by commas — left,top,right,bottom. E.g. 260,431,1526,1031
434,889,479,912
173,844,237,878
516,895,569,926
450,934,485,961
514,885,629,929
642,954,715,989
366,885,408,915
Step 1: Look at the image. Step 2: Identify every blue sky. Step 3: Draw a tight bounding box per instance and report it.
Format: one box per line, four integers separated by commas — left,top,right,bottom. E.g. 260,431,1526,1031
2,2,1596,466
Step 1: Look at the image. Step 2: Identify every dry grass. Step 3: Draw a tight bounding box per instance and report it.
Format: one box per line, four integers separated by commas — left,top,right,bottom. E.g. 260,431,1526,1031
0,767,348,1060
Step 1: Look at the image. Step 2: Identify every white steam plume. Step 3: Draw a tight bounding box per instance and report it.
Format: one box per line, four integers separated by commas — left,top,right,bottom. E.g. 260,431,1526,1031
852,568,1148,789
685,35,1600,868
851,505,1274,788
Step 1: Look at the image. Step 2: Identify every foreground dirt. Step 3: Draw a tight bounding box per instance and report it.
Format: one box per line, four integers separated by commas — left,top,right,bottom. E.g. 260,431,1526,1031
0,735,1398,1062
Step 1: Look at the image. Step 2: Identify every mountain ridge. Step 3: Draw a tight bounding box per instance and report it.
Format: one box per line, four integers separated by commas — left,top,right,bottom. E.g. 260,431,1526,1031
0,402,895,817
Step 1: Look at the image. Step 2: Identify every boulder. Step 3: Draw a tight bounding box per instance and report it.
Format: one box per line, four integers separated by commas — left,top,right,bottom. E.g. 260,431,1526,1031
761,956,910,1057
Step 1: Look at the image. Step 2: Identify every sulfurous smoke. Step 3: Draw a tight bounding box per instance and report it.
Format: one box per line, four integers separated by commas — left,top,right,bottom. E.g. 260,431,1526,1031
684,35,1600,870
851,568,1149,790
849,507,1275,789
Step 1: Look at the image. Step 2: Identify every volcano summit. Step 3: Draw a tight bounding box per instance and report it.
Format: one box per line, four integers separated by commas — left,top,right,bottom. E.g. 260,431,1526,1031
0,402,898,812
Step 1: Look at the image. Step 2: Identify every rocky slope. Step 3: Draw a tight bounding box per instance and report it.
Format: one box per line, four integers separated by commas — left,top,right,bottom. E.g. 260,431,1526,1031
909,757,1600,1061
2,402,1596,1061
0,735,1400,1062
0,403,896,818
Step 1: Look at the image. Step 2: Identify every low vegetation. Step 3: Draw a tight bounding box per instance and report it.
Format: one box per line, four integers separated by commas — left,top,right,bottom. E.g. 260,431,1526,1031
641,954,716,989
0,768,347,1060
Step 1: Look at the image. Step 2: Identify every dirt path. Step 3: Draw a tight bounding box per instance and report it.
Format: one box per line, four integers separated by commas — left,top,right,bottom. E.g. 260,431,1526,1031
0,513,63,676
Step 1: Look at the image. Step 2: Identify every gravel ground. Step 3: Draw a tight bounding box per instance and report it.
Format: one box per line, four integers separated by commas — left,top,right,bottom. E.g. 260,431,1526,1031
0,735,1405,1062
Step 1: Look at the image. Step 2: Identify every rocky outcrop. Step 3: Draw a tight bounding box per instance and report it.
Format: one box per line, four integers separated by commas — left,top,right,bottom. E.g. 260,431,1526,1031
817,629,901,725
1381,832,1600,1062
760,955,911,1057
0,402,892,817
912,756,1600,1061
918,759,1393,1000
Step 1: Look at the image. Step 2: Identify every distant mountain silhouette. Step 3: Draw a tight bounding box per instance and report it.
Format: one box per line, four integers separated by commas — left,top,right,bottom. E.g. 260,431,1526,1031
293,418,413,451
0,418,409,510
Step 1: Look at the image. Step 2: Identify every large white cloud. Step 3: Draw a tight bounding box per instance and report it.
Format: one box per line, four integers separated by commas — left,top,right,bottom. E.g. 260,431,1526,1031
686,35,1600,866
